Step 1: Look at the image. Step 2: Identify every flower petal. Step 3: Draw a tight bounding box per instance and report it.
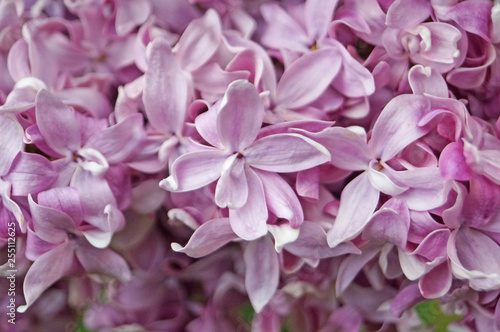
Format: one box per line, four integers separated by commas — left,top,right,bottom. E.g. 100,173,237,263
160,149,228,192
35,89,80,157
0,115,23,176
174,9,221,72
76,242,131,282
6,152,57,196
275,48,342,109
215,154,248,209
217,80,264,152
28,194,75,244
144,38,187,135
244,236,279,313
327,172,380,248
229,168,268,241
245,133,330,173
418,262,452,299
18,240,74,313
84,113,145,164
285,221,361,259
255,169,304,228
171,218,237,258
369,94,430,161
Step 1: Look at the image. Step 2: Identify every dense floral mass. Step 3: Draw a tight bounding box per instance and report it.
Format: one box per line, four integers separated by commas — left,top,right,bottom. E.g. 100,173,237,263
1,0,500,331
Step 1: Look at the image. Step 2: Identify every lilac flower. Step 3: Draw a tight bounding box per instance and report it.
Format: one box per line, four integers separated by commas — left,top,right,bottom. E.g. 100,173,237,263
161,79,330,240
19,187,130,312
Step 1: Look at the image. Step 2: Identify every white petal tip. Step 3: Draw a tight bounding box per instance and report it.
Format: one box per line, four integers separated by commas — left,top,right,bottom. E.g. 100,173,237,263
17,305,28,313
159,177,178,191
171,243,183,252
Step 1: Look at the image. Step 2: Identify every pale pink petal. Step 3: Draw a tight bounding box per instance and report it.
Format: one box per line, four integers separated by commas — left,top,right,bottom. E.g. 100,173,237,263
463,176,500,228
446,0,492,41
326,40,375,98
35,89,80,157
327,172,380,248
217,80,264,152
413,228,450,262
390,283,422,318
143,38,187,135
6,153,56,196
171,218,237,258
439,142,471,181
115,0,151,36
0,114,23,176
408,65,449,98
37,186,84,225
244,236,279,313
418,262,452,299
70,168,117,231
245,133,330,173
367,162,408,196
451,228,500,291
76,148,109,177
18,240,74,313
255,169,304,228
275,48,342,109
174,9,221,72
7,39,30,81
294,126,371,171
194,99,224,149
191,63,249,101
285,221,361,259
28,195,75,244
215,154,248,209
260,3,310,52
76,242,131,282
363,198,410,247
229,168,268,241
305,0,338,41
55,88,112,119
296,167,320,201
369,94,430,161
387,166,448,211
160,150,228,192
84,113,144,163
386,0,432,28
336,243,381,295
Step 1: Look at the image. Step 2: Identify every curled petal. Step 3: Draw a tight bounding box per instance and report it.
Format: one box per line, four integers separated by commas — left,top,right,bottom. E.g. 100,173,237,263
160,150,228,192
215,154,248,209
171,218,237,258
256,170,304,228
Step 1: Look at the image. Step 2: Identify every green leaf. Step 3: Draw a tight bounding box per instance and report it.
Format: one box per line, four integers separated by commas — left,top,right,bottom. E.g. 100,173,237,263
414,300,463,332
73,313,97,332
239,303,255,325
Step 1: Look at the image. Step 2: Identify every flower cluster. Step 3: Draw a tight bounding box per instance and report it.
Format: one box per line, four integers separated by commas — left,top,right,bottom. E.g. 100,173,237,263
1,0,500,331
